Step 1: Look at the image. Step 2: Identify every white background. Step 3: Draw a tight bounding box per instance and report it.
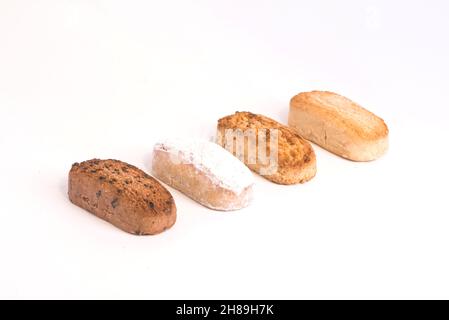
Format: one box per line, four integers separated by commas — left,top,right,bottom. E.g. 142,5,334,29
0,0,448,299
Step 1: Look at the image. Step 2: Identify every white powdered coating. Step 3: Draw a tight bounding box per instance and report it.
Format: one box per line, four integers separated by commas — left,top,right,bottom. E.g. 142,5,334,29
153,139,254,194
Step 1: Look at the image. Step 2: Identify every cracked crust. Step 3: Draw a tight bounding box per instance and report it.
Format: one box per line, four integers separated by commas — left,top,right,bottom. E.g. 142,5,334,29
217,111,316,184
68,159,176,235
289,91,389,161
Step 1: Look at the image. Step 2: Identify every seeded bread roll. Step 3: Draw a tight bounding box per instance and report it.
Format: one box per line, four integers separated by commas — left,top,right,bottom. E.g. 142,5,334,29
68,159,176,235
289,91,389,161
217,112,316,185
152,139,254,211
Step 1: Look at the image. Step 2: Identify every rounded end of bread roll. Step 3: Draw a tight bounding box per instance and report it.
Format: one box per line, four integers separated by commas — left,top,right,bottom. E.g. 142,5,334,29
203,184,253,211
137,202,177,235
342,135,389,162
266,152,317,185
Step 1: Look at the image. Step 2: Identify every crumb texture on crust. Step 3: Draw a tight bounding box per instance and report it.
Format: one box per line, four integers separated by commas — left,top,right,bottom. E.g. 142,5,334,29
68,159,176,235
217,111,316,184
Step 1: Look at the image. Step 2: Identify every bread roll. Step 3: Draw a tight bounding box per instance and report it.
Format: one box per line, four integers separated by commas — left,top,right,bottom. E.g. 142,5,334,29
217,111,316,185
68,159,176,235
152,139,254,211
289,91,389,161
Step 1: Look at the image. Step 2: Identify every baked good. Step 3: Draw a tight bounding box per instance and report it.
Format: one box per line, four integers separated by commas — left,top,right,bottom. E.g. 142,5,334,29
152,139,254,211
217,111,316,184
68,159,176,235
289,91,389,161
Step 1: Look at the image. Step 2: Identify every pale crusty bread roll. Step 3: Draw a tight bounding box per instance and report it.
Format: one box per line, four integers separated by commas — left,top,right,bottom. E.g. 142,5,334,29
217,112,316,185
289,91,389,161
152,139,254,211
